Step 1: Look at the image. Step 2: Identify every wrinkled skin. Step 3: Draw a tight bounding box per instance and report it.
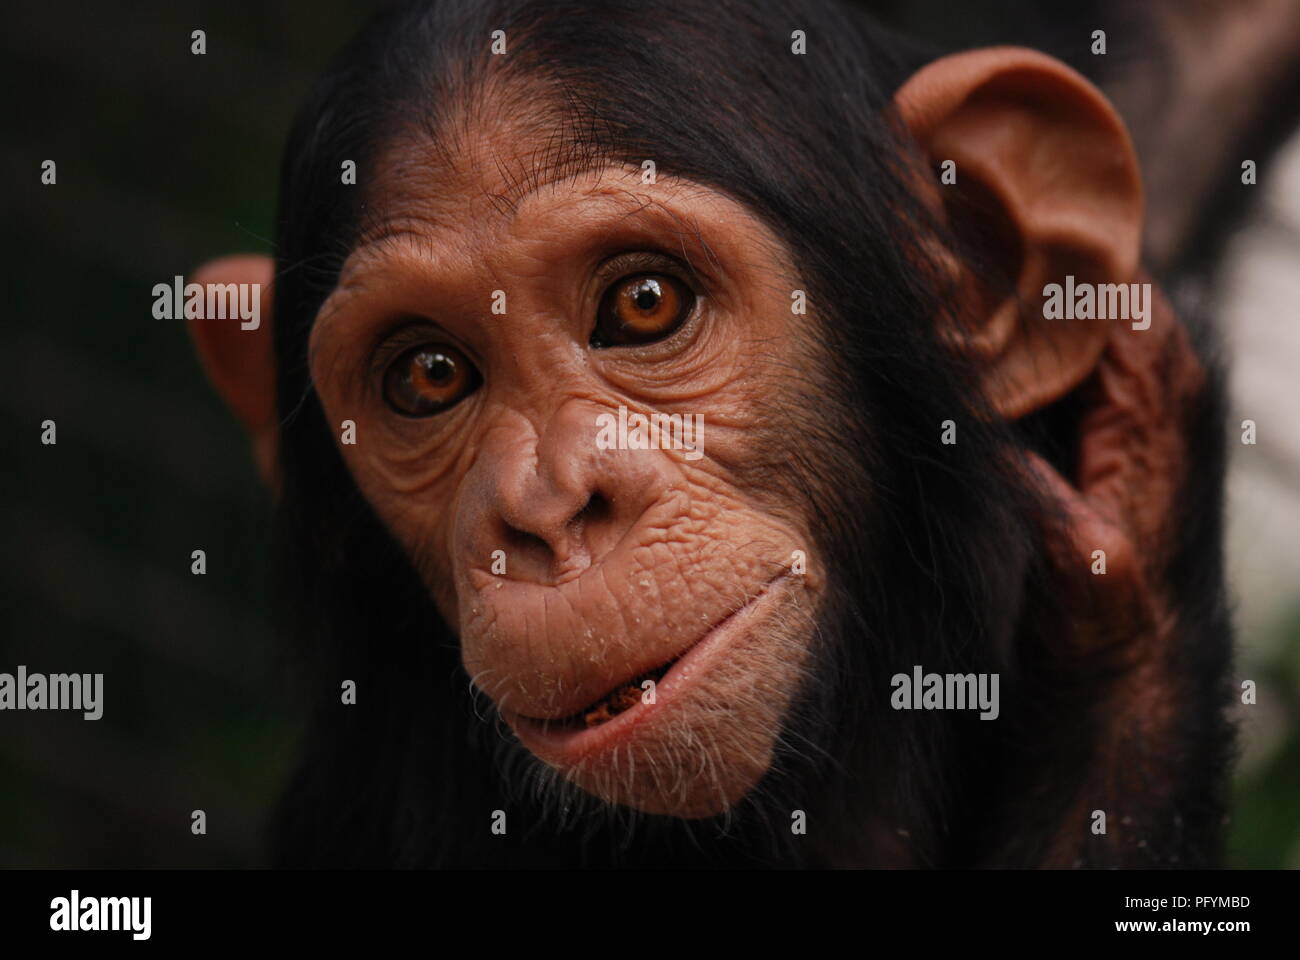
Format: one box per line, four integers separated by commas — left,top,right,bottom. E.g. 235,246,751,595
308,128,826,817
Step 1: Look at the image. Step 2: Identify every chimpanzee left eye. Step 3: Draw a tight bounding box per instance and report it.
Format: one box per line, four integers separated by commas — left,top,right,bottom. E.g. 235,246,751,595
591,273,695,348
382,343,480,417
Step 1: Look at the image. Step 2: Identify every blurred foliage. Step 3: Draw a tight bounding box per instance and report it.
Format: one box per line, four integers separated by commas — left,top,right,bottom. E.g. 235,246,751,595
1229,606,1300,868
3,0,377,866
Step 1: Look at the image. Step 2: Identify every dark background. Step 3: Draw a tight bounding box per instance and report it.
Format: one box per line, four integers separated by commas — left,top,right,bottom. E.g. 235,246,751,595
4,0,1298,867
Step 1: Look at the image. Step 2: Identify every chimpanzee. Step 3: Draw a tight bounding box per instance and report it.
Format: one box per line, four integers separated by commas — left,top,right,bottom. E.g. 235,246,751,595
188,0,1234,867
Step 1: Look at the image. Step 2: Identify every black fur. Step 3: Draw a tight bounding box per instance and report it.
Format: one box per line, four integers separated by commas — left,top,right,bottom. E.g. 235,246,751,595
266,0,1233,868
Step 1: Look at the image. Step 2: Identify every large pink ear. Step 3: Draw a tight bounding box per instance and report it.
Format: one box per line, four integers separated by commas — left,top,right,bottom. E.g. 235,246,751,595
185,254,278,488
894,47,1144,419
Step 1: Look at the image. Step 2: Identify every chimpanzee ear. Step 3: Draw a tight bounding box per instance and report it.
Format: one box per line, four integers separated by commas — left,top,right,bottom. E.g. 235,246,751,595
185,254,279,489
894,47,1143,419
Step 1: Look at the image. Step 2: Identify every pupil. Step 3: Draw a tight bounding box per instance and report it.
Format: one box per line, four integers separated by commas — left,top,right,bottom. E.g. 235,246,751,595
422,353,453,383
633,281,660,311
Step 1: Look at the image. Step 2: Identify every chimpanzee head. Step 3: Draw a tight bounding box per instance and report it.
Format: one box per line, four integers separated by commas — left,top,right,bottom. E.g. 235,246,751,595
188,0,1233,867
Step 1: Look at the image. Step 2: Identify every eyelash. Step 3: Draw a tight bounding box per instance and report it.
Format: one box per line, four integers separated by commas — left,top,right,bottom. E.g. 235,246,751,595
369,321,452,383
593,250,700,291
590,250,704,345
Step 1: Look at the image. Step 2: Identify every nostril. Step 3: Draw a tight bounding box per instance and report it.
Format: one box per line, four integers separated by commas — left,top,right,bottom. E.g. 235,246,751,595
496,493,610,582
571,491,610,530
503,525,551,562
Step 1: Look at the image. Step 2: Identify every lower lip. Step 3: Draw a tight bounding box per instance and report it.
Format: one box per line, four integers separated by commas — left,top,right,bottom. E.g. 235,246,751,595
508,572,792,763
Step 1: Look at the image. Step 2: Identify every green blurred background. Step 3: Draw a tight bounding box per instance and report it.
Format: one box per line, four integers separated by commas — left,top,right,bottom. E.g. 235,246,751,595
4,0,1297,867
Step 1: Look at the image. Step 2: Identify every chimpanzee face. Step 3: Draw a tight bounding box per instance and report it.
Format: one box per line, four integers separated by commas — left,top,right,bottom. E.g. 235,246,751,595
307,123,827,817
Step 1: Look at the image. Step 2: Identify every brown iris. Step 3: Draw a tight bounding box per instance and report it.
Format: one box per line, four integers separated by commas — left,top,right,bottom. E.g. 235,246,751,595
383,344,478,416
592,273,694,347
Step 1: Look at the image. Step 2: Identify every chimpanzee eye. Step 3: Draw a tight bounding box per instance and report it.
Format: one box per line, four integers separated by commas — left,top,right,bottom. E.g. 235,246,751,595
592,273,695,347
382,344,480,417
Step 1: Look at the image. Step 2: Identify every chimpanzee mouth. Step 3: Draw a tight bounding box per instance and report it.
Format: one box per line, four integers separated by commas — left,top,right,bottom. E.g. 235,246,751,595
555,658,678,729
513,571,793,736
